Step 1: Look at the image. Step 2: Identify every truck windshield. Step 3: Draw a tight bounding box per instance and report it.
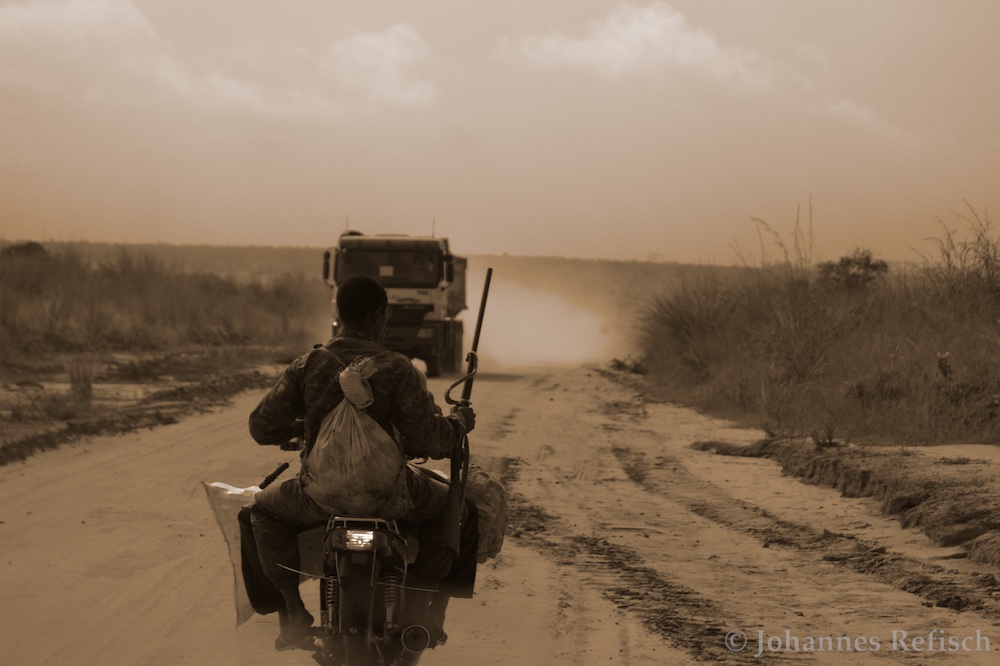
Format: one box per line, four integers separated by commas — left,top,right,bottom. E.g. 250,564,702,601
335,249,440,288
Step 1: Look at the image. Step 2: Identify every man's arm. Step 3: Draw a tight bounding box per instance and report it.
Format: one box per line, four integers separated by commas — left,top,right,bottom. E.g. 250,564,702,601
248,354,309,445
392,362,470,459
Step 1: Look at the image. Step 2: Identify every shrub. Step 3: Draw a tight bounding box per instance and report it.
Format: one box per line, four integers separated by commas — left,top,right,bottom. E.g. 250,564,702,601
1,241,49,258
818,248,889,290
637,204,1000,444
0,246,326,357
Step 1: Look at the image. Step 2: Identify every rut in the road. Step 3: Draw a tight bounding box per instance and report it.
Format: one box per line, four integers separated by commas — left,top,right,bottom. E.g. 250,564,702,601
612,445,1000,620
496,456,781,663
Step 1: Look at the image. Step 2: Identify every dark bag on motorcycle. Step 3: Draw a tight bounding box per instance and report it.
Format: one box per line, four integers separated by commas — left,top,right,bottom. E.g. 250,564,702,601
465,465,508,563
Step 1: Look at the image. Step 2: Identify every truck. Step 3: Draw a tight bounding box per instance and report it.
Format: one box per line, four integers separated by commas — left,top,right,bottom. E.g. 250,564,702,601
322,231,466,377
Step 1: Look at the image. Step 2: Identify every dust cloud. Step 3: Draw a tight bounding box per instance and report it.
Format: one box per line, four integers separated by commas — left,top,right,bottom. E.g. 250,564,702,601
465,260,632,369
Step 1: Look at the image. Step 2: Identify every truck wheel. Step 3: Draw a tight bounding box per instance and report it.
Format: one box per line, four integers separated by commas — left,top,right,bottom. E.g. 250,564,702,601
442,323,464,375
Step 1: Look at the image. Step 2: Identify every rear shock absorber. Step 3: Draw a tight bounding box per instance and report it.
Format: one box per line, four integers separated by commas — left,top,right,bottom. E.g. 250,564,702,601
383,572,402,631
318,578,342,663
324,577,339,629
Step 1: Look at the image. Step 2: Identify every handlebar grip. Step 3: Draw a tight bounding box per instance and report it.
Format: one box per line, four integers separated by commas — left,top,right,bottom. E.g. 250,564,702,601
260,462,289,489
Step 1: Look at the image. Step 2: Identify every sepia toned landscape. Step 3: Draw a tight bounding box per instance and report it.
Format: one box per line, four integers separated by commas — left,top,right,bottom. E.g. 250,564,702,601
3,236,1000,664
3,2,1000,664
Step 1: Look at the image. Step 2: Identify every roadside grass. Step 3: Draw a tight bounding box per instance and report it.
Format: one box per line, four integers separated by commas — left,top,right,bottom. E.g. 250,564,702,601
637,204,1000,445
0,245,328,443
0,246,327,358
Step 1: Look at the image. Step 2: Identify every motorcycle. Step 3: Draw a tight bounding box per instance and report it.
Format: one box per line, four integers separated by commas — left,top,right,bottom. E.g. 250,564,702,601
211,425,504,666
240,454,453,666
226,459,454,666
251,387,476,664
315,504,440,666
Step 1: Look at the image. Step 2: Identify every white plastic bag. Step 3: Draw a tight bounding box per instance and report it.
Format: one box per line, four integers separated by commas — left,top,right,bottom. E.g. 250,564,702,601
201,481,324,626
201,481,258,626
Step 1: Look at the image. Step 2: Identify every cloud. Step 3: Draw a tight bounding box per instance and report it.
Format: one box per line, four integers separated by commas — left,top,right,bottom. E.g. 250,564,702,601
321,25,436,107
824,97,915,147
0,0,161,101
499,2,774,86
0,0,152,41
218,24,437,114
0,0,435,118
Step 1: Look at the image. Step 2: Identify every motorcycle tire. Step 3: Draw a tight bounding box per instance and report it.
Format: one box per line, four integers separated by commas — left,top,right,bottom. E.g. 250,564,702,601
338,582,379,666
341,631,379,666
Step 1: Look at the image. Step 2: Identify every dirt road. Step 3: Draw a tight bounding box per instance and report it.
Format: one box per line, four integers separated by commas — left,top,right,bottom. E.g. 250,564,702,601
2,364,999,665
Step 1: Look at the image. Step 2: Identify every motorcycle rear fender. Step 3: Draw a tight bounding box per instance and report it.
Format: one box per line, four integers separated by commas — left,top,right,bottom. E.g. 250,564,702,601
324,516,408,580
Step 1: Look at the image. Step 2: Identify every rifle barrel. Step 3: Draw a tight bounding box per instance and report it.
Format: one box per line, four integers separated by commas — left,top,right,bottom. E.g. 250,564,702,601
461,267,492,403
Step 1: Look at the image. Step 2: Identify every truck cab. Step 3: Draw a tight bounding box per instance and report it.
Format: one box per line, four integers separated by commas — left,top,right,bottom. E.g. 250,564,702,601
323,232,466,377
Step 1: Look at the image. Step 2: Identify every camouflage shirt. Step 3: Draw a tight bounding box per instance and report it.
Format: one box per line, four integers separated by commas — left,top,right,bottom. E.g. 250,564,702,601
248,335,465,462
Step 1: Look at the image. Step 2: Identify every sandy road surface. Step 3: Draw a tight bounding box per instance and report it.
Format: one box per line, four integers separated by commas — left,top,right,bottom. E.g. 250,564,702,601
2,364,999,665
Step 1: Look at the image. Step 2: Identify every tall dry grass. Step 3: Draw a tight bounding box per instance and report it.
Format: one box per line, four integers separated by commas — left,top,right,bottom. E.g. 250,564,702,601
638,204,1000,445
0,246,327,359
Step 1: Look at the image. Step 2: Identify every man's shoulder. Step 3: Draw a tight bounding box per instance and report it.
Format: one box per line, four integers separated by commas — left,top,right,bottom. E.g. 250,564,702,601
376,347,415,366
324,338,412,370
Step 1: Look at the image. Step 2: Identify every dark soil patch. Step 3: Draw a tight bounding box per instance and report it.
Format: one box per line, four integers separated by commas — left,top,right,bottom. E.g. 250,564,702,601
733,437,1000,570
0,347,283,466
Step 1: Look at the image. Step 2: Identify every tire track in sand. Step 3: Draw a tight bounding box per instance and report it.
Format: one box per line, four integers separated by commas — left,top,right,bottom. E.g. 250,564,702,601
612,444,1000,620
483,366,1000,664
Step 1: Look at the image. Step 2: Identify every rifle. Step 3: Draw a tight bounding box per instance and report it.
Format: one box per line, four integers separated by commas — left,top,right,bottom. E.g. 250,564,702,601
442,267,492,557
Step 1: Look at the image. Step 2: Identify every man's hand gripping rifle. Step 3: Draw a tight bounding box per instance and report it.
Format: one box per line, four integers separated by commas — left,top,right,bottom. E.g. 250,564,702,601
442,267,492,558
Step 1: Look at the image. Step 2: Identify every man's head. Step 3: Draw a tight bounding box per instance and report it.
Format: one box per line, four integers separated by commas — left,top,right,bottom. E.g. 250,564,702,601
336,275,390,337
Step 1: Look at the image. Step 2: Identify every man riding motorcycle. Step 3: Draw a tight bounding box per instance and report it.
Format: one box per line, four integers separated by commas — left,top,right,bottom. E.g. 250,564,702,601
247,274,477,650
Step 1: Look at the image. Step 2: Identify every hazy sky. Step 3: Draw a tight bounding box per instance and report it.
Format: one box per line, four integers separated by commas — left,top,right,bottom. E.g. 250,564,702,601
1,0,998,263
